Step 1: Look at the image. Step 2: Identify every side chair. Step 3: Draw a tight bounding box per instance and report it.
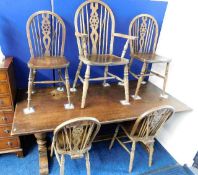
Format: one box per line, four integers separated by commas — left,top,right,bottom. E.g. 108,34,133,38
24,11,74,114
128,14,171,100
71,0,137,108
109,105,175,173
51,117,101,175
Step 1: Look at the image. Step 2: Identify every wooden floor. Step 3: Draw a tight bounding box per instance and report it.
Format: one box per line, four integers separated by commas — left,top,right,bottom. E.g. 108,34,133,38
12,81,191,136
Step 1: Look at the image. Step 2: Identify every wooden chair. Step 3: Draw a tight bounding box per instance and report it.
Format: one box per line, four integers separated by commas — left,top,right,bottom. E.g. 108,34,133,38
129,14,171,100
71,0,137,108
24,11,74,114
109,105,175,173
51,117,101,175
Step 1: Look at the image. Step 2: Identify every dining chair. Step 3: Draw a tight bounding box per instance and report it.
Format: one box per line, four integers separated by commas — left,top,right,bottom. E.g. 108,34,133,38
109,105,175,173
24,10,74,114
51,117,101,175
128,14,171,100
71,0,137,108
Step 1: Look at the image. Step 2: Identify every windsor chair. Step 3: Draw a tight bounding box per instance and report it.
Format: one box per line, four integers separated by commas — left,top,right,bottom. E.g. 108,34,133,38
109,105,175,173
129,14,171,100
71,0,137,108
24,11,73,114
51,117,101,175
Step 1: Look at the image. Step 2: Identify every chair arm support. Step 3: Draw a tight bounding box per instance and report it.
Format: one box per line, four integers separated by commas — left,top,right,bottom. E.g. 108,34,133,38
113,33,138,40
75,32,88,58
113,33,137,58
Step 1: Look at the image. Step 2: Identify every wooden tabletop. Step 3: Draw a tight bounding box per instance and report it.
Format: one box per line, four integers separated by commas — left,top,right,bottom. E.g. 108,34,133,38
11,81,191,136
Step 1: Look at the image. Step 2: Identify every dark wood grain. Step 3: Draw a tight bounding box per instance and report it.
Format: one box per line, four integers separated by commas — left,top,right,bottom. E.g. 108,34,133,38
12,81,191,136
0,57,22,156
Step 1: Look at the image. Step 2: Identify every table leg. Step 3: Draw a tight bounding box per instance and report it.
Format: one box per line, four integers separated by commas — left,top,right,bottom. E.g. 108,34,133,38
34,133,49,175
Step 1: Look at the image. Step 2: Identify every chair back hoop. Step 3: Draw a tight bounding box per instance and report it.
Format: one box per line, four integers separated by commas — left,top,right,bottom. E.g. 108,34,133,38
74,0,115,57
53,117,101,156
26,10,66,58
130,105,175,138
129,14,159,55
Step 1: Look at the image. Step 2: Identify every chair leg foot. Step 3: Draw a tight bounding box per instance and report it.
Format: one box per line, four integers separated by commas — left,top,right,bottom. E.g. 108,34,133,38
120,100,130,106
141,81,147,85
103,83,110,87
118,82,124,86
57,87,65,92
64,103,74,110
131,95,142,100
70,88,77,92
160,94,169,99
23,107,35,115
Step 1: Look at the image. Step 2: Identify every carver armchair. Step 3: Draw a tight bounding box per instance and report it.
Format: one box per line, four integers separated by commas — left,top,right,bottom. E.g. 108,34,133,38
51,117,101,175
129,14,171,100
109,105,175,173
71,0,137,108
24,11,73,114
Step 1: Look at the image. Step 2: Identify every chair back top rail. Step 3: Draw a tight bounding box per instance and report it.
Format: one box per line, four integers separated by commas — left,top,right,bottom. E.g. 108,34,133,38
74,0,115,57
130,105,175,139
26,10,66,58
129,14,159,55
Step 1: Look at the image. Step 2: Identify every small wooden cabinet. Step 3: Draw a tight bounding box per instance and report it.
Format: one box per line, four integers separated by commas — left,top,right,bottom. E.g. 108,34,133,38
0,57,23,156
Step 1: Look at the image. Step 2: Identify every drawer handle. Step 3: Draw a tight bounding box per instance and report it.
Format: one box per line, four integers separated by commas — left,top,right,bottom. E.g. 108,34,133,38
7,142,12,147
0,100,4,105
1,117,7,121
4,129,10,134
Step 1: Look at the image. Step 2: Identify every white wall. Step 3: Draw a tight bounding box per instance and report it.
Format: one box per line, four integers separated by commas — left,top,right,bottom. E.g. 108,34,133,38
150,0,198,166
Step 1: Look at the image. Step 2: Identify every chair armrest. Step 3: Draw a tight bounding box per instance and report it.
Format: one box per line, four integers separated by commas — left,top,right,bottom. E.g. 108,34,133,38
113,33,137,40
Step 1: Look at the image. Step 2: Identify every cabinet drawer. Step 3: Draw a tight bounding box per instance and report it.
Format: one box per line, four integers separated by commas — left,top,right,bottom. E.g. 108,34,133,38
0,71,7,81
0,137,20,150
0,96,12,108
0,83,9,94
0,111,13,124
0,125,11,138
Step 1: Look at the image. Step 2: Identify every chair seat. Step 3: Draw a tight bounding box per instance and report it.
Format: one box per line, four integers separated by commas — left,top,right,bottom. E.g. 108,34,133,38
132,53,171,63
80,54,129,66
28,56,69,69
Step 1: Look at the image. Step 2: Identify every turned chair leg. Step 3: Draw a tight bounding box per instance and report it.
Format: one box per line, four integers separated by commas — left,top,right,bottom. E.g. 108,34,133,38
162,62,170,97
85,151,91,175
32,69,36,92
129,57,134,70
124,64,129,103
57,69,63,90
27,68,34,109
148,142,154,167
60,154,65,175
81,65,90,108
109,125,120,150
72,61,83,90
103,66,109,86
133,62,147,99
129,141,136,173
141,63,149,84
65,67,71,105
